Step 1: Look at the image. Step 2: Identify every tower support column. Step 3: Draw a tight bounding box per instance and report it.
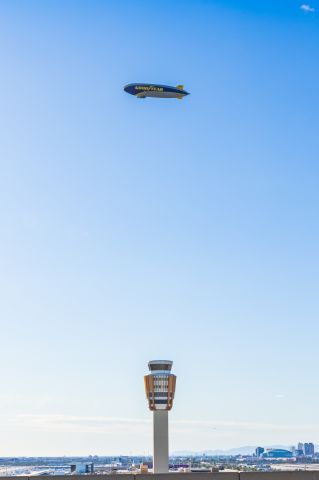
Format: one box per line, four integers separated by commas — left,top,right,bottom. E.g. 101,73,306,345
153,410,169,473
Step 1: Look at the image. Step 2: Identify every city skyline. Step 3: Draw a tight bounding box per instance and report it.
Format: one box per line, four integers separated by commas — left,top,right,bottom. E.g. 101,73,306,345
0,0,319,456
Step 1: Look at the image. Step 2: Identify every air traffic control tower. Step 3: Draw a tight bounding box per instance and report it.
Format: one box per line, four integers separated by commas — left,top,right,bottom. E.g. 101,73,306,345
144,360,176,473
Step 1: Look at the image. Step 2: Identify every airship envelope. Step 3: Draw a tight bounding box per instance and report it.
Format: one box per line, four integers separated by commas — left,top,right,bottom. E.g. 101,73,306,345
124,83,190,99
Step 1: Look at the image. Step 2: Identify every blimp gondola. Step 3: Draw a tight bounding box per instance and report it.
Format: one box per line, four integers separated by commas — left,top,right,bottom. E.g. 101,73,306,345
124,83,189,99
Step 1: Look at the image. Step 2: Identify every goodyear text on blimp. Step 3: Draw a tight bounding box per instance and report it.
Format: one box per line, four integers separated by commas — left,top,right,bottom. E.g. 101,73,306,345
135,85,164,92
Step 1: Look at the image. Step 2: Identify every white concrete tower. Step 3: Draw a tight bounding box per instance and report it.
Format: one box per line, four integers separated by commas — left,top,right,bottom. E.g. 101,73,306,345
144,360,176,474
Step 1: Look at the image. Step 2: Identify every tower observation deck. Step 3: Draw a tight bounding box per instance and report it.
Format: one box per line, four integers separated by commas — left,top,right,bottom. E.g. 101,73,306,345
144,360,176,473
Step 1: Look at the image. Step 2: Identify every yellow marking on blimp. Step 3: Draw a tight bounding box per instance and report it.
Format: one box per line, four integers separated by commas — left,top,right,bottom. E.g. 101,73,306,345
176,85,184,90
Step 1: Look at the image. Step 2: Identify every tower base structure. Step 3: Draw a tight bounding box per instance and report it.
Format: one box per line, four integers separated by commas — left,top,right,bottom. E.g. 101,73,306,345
153,410,169,473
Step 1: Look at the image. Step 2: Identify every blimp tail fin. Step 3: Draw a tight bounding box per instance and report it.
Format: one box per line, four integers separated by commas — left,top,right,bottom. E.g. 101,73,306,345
176,85,184,90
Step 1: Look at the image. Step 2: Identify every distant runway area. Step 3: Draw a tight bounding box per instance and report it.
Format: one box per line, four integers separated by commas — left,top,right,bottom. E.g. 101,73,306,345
271,464,319,471
3,471,319,480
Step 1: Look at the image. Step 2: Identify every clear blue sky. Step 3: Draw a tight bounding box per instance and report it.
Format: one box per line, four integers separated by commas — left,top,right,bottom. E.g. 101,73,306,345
0,0,318,456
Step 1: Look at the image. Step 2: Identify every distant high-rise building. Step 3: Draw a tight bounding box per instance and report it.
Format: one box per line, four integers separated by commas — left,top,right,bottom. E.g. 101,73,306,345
298,443,304,454
255,447,264,457
144,360,177,474
304,443,315,456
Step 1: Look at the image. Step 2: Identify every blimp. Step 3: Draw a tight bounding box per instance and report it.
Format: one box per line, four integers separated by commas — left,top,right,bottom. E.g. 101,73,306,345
124,83,190,99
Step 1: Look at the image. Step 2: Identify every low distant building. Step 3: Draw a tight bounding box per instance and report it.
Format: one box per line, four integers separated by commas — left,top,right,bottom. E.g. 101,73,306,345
70,463,94,474
140,464,149,474
263,449,293,459
169,464,190,470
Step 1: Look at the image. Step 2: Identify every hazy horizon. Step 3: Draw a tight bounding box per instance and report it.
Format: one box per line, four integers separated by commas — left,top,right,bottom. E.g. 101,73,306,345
0,443,317,458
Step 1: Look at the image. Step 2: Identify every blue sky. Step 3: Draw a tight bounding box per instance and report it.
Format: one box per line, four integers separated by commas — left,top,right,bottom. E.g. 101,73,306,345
0,0,318,455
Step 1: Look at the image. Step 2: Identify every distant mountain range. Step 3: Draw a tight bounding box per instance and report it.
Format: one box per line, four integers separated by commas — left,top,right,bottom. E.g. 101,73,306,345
172,445,319,456
172,447,257,456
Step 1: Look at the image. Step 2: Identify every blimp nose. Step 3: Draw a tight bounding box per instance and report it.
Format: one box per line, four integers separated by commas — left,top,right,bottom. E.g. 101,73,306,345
124,84,135,95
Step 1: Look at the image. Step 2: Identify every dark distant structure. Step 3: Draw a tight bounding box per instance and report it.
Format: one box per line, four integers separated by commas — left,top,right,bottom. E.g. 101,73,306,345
304,443,315,456
255,447,265,457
